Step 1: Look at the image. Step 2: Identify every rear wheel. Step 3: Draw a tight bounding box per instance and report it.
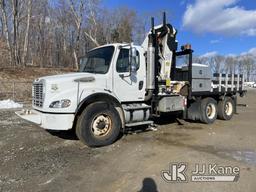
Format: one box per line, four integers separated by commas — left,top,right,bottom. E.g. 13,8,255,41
200,98,217,124
217,97,235,120
76,102,121,147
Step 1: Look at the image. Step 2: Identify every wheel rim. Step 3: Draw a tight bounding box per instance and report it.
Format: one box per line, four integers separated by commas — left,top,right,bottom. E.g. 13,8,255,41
91,114,112,137
225,102,233,116
206,103,216,119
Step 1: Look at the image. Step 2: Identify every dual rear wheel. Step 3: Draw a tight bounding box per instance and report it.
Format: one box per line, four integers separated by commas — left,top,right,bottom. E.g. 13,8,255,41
217,97,235,120
200,97,235,124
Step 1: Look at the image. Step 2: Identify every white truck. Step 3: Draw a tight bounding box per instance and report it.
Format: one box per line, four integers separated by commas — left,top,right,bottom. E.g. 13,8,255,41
16,13,246,147
244,81,255,88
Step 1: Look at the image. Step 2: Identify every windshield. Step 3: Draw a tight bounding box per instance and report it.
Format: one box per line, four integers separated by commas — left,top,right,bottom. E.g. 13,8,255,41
80,46,115,74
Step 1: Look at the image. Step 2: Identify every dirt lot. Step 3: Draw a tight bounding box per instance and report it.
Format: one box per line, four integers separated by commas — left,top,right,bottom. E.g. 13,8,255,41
0,90,256,192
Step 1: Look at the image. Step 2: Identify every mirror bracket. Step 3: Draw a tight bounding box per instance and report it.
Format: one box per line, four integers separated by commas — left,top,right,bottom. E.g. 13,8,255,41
129,44,138,74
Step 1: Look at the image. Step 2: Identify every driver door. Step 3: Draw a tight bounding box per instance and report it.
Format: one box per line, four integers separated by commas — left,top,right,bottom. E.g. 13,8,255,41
113,48,145,102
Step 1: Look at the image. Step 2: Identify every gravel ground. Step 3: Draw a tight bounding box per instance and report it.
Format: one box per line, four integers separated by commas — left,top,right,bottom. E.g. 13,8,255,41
0,90,256,192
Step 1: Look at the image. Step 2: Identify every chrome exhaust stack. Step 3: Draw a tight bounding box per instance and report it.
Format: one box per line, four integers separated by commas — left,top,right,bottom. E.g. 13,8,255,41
145,17,156,101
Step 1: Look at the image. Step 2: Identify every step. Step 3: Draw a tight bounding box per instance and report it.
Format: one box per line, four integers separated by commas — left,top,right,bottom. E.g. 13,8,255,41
123,104,151,111
125,121,154,127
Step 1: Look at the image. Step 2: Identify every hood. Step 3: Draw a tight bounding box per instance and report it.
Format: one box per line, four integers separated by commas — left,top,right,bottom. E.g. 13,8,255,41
35,72,97,83
31,72,111,113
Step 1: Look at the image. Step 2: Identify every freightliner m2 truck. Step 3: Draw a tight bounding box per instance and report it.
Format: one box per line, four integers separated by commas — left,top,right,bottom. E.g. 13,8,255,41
16,13,246,147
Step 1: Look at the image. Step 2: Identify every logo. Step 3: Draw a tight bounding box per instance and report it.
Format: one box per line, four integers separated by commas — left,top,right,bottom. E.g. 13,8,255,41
51,84,59,91
161,163,240,183
161,163,188,182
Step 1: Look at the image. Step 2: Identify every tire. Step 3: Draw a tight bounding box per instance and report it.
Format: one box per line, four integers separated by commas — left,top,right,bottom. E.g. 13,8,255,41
76,102,121,147
200,97,217,124
217,97,235,120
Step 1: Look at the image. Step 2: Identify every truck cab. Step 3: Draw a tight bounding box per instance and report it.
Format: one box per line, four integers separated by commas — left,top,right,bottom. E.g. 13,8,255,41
79,44,147,102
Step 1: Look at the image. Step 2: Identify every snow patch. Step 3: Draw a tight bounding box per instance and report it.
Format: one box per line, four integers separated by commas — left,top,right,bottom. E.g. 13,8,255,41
0,100,23,109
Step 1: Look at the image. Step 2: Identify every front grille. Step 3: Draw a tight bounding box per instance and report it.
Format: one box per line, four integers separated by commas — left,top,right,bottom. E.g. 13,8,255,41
33,82,44,107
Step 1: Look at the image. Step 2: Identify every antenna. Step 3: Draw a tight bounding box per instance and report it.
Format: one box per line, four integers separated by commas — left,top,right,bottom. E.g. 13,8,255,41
163,12,166,26
151,17,155,34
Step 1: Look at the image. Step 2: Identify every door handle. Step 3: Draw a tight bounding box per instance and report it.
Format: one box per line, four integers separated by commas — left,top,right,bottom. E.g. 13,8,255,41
139,81,144,90
119,74,130,78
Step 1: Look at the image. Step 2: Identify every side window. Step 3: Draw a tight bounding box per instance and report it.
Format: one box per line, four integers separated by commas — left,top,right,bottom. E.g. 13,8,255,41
116,49,140,73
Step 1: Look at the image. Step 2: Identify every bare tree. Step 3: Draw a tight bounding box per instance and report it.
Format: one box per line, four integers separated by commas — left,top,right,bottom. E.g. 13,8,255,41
212,55,225,73
0,0,12,64
241,55,255,81
198,54,225,73
0,16,3,36
68,0,85,69
0,0,140,69
22,0,32,66
97,7,137,44
224,56,237,74
83,0,100,46
12,0,20,66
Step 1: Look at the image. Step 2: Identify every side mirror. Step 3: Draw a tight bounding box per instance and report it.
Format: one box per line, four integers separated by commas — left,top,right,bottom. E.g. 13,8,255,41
129,47,138,73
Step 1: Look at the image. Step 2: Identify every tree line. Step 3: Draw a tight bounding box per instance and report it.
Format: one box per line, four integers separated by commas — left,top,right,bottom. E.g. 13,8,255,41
0,0,255,81
194,53,256,82
0,0,145,69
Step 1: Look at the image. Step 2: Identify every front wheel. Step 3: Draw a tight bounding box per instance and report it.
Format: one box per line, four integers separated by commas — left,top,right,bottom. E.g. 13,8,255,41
200,98,217,124
76,102,121,147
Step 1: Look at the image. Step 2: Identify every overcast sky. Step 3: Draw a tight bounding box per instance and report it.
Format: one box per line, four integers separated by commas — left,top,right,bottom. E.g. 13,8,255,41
102,0,256,56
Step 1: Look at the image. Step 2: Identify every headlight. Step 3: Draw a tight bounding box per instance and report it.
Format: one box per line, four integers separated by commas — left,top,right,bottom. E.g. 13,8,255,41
49,99,71,108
